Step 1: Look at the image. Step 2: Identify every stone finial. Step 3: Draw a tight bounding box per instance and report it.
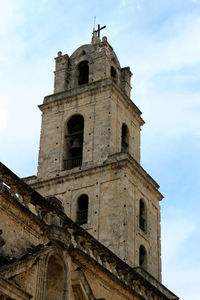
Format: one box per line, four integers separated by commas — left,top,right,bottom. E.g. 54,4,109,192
57,51,62,57
91,31,100,45
102,36,107,42
46,196,64,212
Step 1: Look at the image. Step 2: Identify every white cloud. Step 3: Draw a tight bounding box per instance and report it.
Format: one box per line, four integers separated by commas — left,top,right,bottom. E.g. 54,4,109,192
124,16,200,143
0,107,10,132
126,17,200,86
161,208,199,300
138,92,200,139
137,0,141,9
120,0,141,9
162,216,195,261
0,1,24,35
163,265,200,300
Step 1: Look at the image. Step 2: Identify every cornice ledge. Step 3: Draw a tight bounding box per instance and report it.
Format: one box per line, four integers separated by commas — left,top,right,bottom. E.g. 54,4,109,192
23,162,118,188
39,78,143,122
24,154,163,200
0,246,50,279
107,153,163,199
0,275,32,300
41,78,114,106
0,187,46,236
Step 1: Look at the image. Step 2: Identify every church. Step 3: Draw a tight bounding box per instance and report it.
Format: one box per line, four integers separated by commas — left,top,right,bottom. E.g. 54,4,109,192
0,29,179,299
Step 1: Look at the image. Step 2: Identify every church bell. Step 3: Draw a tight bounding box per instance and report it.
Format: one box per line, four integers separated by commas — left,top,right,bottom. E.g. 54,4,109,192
69,137,82,153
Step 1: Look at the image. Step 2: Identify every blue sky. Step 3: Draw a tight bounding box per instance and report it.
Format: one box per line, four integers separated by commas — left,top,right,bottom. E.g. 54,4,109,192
0,1,200,299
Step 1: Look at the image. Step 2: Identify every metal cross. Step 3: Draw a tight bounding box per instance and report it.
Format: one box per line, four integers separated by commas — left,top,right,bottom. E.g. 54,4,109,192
94,24,106,38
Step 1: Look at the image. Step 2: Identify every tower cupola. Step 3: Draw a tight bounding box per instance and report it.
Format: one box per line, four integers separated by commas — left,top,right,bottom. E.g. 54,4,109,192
54,35,132,97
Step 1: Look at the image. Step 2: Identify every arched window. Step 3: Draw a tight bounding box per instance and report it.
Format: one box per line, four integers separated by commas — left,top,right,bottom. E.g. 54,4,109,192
111,66,117,82
78,61,89,85
121,123,129,153
45,254,66,300
64,114,84,170
76,194,88,225
139,245,147,270
139,199,146,231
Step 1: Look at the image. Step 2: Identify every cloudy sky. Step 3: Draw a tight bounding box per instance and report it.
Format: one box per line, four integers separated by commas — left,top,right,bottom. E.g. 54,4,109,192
0,1,200,299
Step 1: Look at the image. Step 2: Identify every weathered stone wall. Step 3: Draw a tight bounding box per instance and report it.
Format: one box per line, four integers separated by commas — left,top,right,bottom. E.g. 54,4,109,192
0,194,42,258
13,264,38,297
30,153,162,280
125,165,162,281
0,275,32,300
110,90,141,162
71,260,140,300
37,82,142,180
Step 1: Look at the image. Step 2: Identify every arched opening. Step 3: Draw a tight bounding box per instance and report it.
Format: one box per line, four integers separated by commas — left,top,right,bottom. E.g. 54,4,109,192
121,123,129,153
78,61,89,85
45,254,66,300
139,245,147,270
111,66,117,82
76,194,88,225
139,199,146,232
64,114,84,170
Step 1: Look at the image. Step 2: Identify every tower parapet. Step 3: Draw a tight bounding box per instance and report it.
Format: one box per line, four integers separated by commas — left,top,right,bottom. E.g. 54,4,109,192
54,36,132,98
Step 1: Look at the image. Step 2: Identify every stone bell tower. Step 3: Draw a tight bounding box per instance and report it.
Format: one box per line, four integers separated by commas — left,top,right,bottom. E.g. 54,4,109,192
27,31,163,281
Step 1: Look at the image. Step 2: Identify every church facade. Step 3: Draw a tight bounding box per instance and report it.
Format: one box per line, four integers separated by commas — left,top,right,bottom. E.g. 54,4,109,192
0,32,178,300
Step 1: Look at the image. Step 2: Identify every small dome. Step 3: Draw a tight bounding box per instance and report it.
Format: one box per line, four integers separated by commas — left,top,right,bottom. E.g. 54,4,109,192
70,41,121,69
53,37,131,96
70,44,93,60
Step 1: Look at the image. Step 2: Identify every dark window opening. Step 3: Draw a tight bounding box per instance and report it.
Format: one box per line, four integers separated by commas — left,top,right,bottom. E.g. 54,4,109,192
139,199,146,232
121,123,129,152
139,245,147,269
78,61,89,85
111,66,117,82
64,115,84,170
76,194,88,225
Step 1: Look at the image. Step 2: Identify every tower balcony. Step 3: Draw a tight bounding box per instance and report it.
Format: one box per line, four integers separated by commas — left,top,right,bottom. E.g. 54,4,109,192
63,156,82,170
